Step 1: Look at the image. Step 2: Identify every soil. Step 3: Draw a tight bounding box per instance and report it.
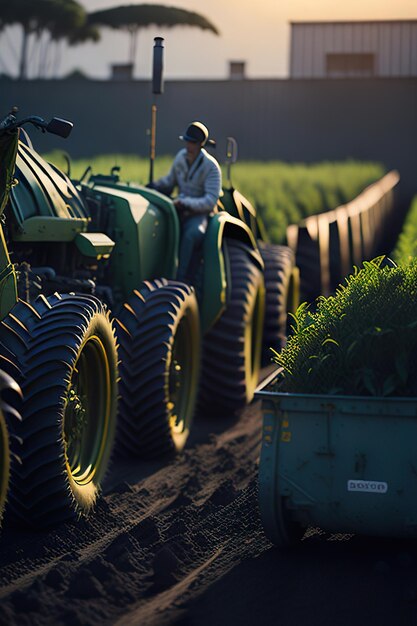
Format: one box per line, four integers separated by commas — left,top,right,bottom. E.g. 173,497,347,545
1,398,417,626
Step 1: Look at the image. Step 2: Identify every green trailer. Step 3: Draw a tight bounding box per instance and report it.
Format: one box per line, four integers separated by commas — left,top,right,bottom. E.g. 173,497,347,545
257,377,417,545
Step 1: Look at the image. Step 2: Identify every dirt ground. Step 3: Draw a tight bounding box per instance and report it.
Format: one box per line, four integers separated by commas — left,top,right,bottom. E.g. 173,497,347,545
1,398,417,626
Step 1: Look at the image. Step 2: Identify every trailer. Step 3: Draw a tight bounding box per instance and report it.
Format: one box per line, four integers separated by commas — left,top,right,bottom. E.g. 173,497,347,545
256,370,417,546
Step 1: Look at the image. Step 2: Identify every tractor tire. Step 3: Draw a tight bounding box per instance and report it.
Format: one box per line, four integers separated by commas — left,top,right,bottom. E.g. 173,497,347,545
0,294,118,527
259,242,298,364
0,408,9,526
199,238,265,414
116,279,201,457
0,370,22,527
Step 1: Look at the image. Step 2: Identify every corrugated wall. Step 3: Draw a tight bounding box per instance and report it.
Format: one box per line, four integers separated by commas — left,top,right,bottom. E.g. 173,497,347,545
290,21,417,78
2,77,416,204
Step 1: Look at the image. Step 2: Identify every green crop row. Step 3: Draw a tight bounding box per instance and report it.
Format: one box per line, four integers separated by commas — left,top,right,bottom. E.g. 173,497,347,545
228,160,385,243
392,195,417,264
44,152,385,244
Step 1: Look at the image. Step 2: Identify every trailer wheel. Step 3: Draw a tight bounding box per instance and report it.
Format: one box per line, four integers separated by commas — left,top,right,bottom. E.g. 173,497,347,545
116,280,200,457
259,242,299,363
0,294,118,527
268,497,304,548
260,456,304,548
199,238,265,413
0,371,22,526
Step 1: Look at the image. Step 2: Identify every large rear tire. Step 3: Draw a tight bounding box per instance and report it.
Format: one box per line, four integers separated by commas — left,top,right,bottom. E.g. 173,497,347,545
199,238,265,413
0,370,22,527
0,409,9,526
259,242,298,363
0,294,118,527
116,279,201,457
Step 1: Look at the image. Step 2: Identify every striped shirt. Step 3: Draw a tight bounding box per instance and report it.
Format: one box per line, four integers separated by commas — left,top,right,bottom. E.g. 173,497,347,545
153,148,222,214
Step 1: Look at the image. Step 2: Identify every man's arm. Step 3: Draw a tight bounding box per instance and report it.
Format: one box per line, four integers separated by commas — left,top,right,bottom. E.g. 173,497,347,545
150,155,179,195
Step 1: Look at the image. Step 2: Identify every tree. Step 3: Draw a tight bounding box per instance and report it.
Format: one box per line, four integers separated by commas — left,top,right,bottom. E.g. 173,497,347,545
47,2,100,78
0,0,47,78
0,0,96,79
88,4,220,68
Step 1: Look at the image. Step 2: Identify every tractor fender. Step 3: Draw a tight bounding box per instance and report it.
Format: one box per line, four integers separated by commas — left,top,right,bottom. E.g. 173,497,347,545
220,187,268,243
201,212,263,332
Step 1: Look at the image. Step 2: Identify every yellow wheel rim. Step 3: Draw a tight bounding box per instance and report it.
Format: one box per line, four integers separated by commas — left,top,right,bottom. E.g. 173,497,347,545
64,335,111,487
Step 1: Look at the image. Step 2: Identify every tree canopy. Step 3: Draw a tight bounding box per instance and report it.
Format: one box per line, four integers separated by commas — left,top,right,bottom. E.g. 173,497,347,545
88,4,220,64
88,4,219,34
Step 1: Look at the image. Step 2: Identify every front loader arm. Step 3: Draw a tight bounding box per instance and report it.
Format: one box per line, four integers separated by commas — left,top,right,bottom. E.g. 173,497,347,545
0,129,19,216
0,129,19,317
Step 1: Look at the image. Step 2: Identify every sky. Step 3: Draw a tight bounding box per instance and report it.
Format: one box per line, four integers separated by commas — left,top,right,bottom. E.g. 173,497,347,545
1,0,417,80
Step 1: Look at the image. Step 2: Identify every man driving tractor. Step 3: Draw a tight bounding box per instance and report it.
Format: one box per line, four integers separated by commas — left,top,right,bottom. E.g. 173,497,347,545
149,121,222,281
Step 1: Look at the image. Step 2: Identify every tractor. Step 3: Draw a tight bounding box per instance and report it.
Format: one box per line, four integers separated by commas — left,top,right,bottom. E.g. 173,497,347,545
0,38,298,526
4,114,299,465
1,46,297,474
5,110,265,460
0,110,119,527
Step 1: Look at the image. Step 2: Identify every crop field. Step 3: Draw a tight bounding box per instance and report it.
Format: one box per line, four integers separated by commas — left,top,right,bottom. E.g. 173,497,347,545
44,151,385,243
0,139,411,626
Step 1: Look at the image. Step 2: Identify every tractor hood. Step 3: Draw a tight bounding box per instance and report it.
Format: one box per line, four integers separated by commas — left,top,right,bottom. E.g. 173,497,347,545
9,141,90,241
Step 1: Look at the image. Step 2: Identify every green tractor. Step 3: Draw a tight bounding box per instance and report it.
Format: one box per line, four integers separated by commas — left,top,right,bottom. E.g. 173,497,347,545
0,111,119,527
5,117,299,463
5,111,266,460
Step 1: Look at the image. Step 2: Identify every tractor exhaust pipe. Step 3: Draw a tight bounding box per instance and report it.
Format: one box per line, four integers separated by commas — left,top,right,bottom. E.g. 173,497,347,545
149,37,164,185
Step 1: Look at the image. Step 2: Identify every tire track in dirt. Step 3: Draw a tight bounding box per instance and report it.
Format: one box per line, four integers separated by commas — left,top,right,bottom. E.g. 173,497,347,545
0,402,271,626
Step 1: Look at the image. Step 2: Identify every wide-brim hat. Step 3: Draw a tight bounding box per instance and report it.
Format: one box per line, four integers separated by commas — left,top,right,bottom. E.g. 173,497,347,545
179,121,216,146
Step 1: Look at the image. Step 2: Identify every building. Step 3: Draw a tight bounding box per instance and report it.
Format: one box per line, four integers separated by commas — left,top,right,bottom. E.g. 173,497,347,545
290,20,417,78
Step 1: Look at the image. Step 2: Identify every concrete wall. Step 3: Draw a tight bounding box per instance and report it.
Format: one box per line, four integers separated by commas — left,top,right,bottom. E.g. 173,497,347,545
2,77,416,206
